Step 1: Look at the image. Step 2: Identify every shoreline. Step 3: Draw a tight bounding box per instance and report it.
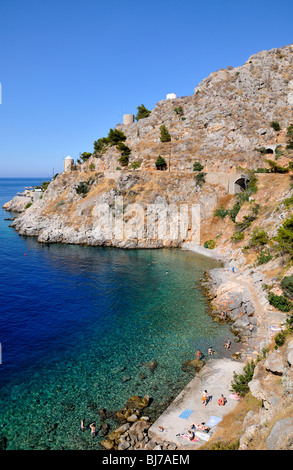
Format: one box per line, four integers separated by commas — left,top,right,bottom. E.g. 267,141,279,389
138,241,286,450
99,242,263,450
2,200,285,450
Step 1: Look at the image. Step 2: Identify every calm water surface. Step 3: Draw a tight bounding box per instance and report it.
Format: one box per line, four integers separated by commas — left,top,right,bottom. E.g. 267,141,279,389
0,178,231,450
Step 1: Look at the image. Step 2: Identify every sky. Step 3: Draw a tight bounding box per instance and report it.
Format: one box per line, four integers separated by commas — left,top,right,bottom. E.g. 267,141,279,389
0,0,293,177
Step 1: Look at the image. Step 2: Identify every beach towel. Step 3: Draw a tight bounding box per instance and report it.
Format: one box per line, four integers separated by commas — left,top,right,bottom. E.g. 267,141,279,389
195,431,211,441
179,409,193,419
206,416,222,427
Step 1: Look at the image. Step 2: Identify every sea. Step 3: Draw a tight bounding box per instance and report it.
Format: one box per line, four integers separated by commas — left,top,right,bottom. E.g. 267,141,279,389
0,177,232,450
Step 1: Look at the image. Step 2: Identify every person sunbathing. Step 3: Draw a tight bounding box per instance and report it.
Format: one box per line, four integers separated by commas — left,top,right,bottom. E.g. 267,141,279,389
189,422,210,432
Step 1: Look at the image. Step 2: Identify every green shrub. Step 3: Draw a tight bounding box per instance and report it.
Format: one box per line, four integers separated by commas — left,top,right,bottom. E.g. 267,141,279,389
80,152,92,162
194,171,206,187
174,106,184,116
130,161,141,170
281,275,293,300
254,168,270,173
283,194,293,207
249,228,269,247
274,215,293,258
274,330,287,348
286,124,293,149
268,293,292,312
107,128,126,146
266,159,289,173
271,121,281,132
256,250,273,265
159,124,171,142
275,144,284,160
93,136,109,154
94,129,127,154
229,202,241,222
230,360,256,397
76,181,90,195
155,155,167,170
214,207,229,219
231,231,245,242
204,239,216,249
135,104,151,121
118,155,129,167
117,142,131,156
42,181,51,191
193,161,204,172
25,202,32,209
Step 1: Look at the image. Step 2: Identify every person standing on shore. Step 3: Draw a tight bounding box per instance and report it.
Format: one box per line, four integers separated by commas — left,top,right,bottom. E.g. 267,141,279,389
202,390,208,407
90,422,96,437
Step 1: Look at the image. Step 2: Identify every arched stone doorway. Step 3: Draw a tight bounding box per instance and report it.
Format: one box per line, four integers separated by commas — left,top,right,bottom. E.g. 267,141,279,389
234,176,250,193
265,148,274,154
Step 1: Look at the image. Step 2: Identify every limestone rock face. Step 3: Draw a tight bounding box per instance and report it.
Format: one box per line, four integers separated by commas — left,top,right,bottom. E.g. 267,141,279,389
264,350,287,375
9,170,227,248
108,44,293,174
2,195,32,213
266,418,293,450
207,276,257,339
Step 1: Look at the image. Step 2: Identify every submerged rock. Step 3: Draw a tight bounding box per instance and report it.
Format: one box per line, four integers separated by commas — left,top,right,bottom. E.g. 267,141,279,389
182,358,205,374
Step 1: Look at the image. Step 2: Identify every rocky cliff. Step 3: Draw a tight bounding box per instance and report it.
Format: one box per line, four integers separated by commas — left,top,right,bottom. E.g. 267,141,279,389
91,43,293,173
4,43,293,450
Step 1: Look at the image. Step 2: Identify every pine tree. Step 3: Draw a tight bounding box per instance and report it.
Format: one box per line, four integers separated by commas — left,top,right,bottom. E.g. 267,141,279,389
155,155,167,170
135,104,151,121
230,360,255,396
159,124,171,142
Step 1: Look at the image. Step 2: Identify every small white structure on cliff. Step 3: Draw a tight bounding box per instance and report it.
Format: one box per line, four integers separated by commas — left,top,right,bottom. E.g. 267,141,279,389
123,114,134,125
166,93,176,100
64,155,74,171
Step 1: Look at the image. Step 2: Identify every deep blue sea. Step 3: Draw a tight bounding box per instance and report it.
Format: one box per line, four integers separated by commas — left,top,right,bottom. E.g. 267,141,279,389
0,178,231,450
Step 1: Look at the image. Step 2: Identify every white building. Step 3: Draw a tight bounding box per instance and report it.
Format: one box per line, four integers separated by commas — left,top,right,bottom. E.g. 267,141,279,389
64,155,74,171
166,93,177,100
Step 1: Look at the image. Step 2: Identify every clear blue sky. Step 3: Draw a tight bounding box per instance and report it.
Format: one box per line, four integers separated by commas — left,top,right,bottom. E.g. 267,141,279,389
0,0,292,177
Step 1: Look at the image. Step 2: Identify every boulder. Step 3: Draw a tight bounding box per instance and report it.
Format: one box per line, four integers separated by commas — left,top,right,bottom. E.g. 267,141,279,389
264,351,286,376
182,358,205,373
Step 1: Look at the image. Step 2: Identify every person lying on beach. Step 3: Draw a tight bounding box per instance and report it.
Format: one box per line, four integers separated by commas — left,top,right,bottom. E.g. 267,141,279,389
176,430,196,440
189,422,210,432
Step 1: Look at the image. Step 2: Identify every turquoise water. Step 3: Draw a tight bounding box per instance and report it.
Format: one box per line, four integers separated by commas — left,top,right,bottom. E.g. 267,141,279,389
0,178,231,450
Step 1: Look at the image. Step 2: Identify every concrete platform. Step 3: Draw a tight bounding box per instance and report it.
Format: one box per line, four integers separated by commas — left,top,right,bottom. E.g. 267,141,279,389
148,359,244,448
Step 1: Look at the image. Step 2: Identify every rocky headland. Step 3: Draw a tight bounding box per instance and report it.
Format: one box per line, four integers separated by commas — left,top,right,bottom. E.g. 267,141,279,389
3,43,293,450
